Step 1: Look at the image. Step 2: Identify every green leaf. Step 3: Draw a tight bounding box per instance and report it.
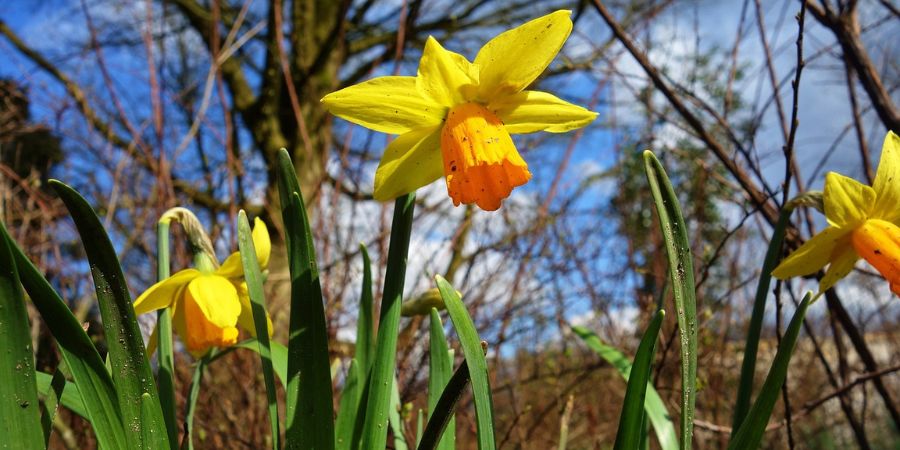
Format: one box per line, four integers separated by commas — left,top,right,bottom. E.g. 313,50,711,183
36,372,87,419
614,310,665,450
435,275,495,450
3,224,127,449
39,367,67,445
51,180,168,450
0,224,44,449
727,293,811,450
183,356,208,450
642,151,697,449
360,193,416,449
356,244,375,375
428,309,455,450
390,378,409,450
275,150,334,450
225,340,289,387
571,325,678,450
334,359,361,450
731,209,791,434
156,221,178,448
418,360,471,450
238,211,281,450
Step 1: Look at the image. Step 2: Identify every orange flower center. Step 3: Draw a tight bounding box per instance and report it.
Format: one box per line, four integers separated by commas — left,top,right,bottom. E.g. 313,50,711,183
850,219,900,296
183,290,239,354
440,103,532,211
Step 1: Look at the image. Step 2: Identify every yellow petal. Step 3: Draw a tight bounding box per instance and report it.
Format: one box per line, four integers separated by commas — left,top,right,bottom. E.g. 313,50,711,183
218,252,243,278
416,37,479,107
252,217,271,269
474,10,573,99
823,172,875,228
771,226,850,278
818,246,859,293
235,282,274,338
321,76,445,134
871,131,900,223
145,322,159,356
489,90,597,134
373,126,443,201
218,218,270,278
185,275,241,329
133,269,199,315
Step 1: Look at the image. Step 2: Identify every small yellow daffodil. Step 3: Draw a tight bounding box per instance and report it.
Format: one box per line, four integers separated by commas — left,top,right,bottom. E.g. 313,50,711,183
134,218,274,356
773,131,900,295
322,10,597,210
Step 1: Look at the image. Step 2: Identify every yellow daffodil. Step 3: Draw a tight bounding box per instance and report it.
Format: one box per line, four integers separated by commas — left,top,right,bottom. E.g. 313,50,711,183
773,131,900,295
134,218,274,356
322,10,597,210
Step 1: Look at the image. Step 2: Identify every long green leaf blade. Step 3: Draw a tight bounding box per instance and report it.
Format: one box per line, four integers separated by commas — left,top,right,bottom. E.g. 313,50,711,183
614,310,665,450
183,356,207,450
360,193,416,449
237,211,281,450
275,150,334,450
225,340,289,387
731,209,791,433
51,180,168,449
356,244,374,375
36,372,88,419
435,275,495,450
727,293,811,450
4,225,126,449
334,359,361,450
0,221,44,449
571,325,678,450
39,367,67,445
390,377,409,450
418,360,471,450
642,151,697,449
428,309,455,450
156,221,178,448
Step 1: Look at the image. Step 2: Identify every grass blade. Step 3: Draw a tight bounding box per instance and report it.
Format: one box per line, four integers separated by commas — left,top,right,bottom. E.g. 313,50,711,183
156,221,178,448
39,367,67,445
276,149,334,450
334,359,361,450
223,340,289,387
613,310,665,450
435,275,495,450
418,360,471,450
3,225,126,449
731,209,791,434
428,309,455,450
727,293,811,450
571,325,678,450
390,377,409,450
642,151,697,449
51,180,168,449
237,211,281,449
356,244,375,375
360,193,416,449
36,372,87,419
0,223,44,449
182,356,208,450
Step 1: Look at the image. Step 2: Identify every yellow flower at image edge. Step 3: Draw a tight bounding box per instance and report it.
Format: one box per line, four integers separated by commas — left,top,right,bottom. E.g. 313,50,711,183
773,131,900,295
134,218,273,356
322,10,597,211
